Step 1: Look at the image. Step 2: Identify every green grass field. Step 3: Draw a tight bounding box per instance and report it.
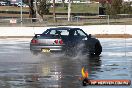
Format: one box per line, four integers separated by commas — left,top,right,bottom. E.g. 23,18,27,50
0,6,29,11
50,3,99,13
0,3,99,13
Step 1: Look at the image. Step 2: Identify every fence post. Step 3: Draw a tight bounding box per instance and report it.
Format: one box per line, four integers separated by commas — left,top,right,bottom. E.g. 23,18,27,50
20,0,23,26
107,15,109,25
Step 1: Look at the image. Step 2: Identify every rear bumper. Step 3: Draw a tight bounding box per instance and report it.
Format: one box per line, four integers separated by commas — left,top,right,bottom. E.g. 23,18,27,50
30,44,98,55
30,44,64,52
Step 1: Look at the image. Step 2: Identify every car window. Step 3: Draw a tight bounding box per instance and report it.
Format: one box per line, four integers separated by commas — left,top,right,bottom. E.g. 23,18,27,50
43,30,56,35
43,29,69,36
60,30,69,35
76,29,87,37
50,30,56,35
74,30,79,36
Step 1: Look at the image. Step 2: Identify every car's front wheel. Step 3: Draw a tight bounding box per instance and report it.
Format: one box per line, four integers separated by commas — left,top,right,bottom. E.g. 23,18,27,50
94,42,102,56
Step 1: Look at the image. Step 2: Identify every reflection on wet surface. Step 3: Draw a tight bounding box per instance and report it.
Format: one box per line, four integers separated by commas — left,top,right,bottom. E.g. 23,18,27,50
0,38,131,88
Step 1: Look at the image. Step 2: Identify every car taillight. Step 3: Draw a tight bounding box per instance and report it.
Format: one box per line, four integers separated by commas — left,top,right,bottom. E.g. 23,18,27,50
59,39,63,44
31,39,38,44
54,40,58,44
54,39,63,44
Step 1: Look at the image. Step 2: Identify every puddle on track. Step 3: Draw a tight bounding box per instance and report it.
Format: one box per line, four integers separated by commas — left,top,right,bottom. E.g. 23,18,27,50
0,38,131,88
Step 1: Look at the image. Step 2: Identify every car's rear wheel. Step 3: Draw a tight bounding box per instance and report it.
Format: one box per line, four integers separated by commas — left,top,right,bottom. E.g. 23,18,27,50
94,42,102,56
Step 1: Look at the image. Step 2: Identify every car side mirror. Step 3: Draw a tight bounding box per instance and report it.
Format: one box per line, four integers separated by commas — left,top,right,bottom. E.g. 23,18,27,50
88,34,91,38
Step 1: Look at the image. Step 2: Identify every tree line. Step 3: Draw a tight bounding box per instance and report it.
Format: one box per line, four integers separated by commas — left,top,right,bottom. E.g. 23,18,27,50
99,0,132,15
23,0,132,21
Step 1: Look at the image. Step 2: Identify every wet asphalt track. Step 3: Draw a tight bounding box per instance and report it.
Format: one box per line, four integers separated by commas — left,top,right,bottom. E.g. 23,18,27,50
0,38,132,88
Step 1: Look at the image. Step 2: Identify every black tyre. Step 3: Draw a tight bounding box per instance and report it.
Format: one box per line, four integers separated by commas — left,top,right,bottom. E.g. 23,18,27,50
94,42,102,56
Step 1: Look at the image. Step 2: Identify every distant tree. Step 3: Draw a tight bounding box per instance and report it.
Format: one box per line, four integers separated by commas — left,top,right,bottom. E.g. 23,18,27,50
23,0,36,22
104,0,123,16
110,0,122,15
105,2,111,15
99,0,111,7
23,0,50,21
121,2,132,14
23,0,29,5
99,0,107,7
62,0,65,7
107,0,112,4
37,0,50,20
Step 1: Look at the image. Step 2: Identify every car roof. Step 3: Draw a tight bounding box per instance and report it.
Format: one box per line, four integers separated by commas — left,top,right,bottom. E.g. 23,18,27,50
47,27,81,30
